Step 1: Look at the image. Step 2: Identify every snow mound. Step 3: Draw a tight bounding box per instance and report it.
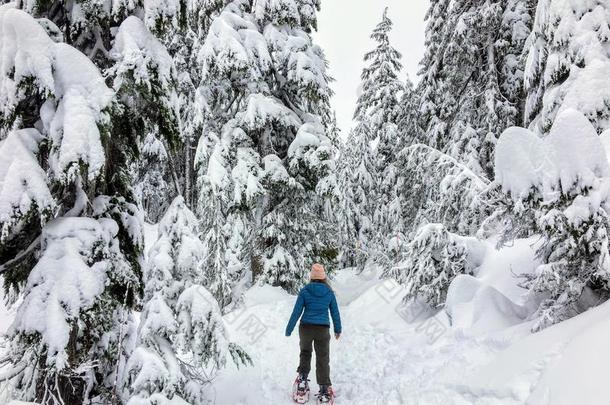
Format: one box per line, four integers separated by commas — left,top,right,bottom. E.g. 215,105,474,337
446,275,530,335
444,236,540,337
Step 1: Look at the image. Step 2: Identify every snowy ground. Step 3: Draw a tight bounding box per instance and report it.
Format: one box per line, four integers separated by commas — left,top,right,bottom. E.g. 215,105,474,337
210,238,610,405
211,267,488,405
1,236,609,404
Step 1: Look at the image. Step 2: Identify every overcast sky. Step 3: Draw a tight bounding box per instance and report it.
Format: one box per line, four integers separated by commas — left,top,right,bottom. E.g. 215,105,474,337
313,1,429,137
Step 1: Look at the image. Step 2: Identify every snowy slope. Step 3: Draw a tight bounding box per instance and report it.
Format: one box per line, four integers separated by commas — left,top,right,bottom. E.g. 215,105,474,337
211,238,609,405
458,300,610,405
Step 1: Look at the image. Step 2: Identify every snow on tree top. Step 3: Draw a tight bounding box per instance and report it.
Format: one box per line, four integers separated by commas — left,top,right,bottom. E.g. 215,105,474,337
200,6,272,78
560,58,610,128
0,4,54,92
254,0,300,26
142,0,181,31
496,109,610,200
288,122,322,156
525,0,610,133
263,154,290,184
0,5,114,182
241,94,301,131
547,108,610,190
111,16,175,90
494,126,548,199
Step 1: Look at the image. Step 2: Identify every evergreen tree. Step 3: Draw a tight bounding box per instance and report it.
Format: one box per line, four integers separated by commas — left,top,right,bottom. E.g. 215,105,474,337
383,143,489,271
336,120,377,270
354,7,403,129
350,7,404,260
123,197,249,404
417,0,452,150
155,0,225,209
395,76,419,149
385,224,470,308
13,0,226,218
524,0,610,135
199,182,233,309
109,15,181,222
197,0,336,293
494,109,610,331
380,144,490,295
0,6,143,403
418,0,534,178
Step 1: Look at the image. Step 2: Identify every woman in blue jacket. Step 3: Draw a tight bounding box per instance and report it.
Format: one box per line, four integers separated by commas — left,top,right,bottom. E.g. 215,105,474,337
285,263,342,404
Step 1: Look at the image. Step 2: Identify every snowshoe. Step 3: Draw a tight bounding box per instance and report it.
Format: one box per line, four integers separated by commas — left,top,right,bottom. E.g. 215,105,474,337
292,374,310,404
316,386,335,405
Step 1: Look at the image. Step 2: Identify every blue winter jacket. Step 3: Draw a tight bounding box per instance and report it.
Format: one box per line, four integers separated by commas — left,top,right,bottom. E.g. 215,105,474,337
285,281,342,336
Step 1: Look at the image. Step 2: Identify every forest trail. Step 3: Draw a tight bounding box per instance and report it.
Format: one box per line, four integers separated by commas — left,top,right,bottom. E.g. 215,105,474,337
210,269,496,405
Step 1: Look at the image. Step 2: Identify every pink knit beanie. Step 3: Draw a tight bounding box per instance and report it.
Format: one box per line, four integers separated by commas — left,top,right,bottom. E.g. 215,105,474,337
310,263,326,280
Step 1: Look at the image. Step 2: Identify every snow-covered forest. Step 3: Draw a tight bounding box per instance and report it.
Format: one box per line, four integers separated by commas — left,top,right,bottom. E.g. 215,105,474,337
1,0,610,404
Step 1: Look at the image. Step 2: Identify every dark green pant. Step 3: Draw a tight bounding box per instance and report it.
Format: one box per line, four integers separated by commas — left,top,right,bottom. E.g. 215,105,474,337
297,324,331,386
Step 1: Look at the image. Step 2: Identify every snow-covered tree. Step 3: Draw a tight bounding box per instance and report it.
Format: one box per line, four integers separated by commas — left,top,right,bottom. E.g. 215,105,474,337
524,0,610,135
416,0,452,151
124,197,249,404
197,0,337,293
14,0,135,68
0,6,144,403
336,8,406,267
336,120,377,270
199,184,233,309
354,7,403,129
494,109,610,331
15,0,225,215
393,144,489,239
354,7,404,250
417,0,534,177
384,1,535,284
477,127,544,243
386,224,471,308
109,15,181,222
395,76,419,149
155,0,225,208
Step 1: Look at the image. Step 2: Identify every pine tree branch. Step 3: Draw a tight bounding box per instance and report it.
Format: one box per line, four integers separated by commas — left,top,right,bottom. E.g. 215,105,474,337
0,236,41,275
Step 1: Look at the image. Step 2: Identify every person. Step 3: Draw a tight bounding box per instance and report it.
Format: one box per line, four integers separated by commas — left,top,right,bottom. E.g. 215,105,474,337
285,263,342,404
